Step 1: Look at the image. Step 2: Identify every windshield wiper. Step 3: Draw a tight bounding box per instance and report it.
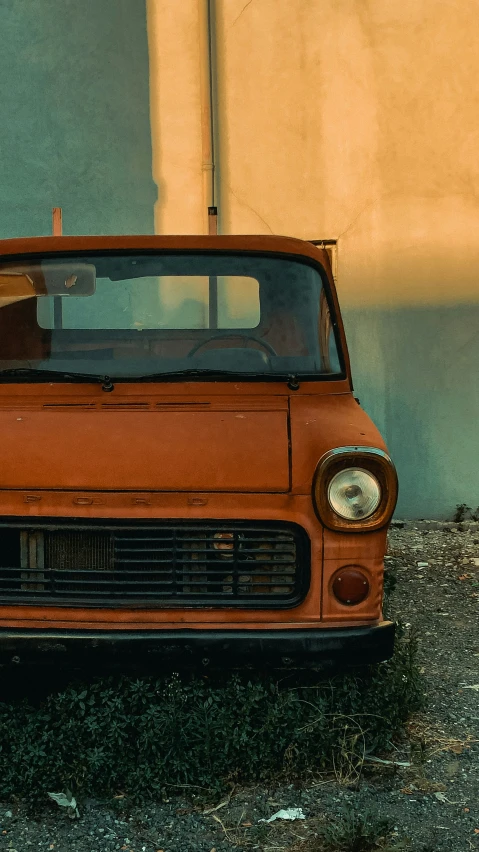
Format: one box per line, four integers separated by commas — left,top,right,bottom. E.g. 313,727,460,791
0,368,115,392
0,366,302,392
132,369,301,388
133,369,257,381
286,375,300,390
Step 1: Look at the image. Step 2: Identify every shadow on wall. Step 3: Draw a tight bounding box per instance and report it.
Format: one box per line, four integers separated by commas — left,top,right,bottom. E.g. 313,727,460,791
0,0,156,238
342,303,479,519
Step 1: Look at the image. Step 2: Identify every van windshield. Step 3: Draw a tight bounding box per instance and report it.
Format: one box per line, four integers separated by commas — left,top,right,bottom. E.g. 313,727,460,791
0,252,343,380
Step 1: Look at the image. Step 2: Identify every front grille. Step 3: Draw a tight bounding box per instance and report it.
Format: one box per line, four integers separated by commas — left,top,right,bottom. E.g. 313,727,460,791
0,521,310,608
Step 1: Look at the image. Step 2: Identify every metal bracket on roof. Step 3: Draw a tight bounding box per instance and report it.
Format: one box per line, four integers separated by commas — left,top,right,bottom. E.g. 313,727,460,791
309,240,338,280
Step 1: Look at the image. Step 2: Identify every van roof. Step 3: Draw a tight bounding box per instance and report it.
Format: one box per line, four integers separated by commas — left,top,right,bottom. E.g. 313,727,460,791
0,233,327,262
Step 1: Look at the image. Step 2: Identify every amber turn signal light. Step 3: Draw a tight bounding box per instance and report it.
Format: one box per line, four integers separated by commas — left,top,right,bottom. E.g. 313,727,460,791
332,567,370,605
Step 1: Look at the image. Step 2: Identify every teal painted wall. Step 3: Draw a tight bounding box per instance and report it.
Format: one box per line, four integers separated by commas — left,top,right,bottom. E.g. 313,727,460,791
343,305,479,519
0,0,155,237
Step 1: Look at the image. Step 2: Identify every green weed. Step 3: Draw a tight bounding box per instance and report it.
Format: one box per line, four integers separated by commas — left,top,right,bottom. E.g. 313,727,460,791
0,636,422,803
318,809,393,851
453,503,472,522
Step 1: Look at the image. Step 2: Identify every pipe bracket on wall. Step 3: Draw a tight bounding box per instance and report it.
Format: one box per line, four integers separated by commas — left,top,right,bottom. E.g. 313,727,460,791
208,206,218,235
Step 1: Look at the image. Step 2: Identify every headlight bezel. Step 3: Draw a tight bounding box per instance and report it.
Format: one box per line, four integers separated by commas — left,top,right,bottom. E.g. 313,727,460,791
312,446,398,531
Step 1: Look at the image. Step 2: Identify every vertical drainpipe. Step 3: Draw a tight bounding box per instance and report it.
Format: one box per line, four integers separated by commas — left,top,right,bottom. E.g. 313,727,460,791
198,0,217,236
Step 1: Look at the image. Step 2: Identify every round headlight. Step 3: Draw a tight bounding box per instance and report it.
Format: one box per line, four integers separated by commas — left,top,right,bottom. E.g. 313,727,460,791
327,468,381,520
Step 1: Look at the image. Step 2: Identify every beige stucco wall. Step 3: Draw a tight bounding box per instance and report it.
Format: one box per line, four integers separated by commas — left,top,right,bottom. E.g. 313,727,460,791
147,0,479,517
147,0,204,234
148,0,479,304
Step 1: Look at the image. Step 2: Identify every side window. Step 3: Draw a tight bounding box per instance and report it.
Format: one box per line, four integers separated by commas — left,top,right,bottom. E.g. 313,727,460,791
217,276,260,328
157,275,260,329
37,275,261,330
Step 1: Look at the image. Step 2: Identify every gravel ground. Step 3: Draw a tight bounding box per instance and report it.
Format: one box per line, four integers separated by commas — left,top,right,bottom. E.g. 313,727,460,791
0,521,478,852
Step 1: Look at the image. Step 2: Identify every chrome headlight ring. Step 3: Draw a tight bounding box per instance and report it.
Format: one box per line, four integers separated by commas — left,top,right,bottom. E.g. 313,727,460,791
313,447,398,531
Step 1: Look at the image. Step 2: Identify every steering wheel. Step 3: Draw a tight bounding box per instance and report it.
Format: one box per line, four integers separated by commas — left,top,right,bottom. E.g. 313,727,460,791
187,333,278,357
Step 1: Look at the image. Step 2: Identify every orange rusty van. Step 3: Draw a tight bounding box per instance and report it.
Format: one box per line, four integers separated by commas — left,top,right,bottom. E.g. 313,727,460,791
0,234,397,667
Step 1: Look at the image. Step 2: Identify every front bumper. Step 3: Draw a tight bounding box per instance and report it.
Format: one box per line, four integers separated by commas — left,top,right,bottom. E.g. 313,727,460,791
0,621,395,669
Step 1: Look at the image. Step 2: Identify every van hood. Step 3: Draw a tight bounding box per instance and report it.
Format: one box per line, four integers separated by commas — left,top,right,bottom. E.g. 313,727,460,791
0,399,290,492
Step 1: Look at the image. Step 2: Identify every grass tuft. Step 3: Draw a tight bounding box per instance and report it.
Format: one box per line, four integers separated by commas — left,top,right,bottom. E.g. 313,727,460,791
318,809,393,851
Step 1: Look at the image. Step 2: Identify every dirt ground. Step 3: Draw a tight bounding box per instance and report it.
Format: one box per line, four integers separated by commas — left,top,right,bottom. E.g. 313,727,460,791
0,521,478,852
